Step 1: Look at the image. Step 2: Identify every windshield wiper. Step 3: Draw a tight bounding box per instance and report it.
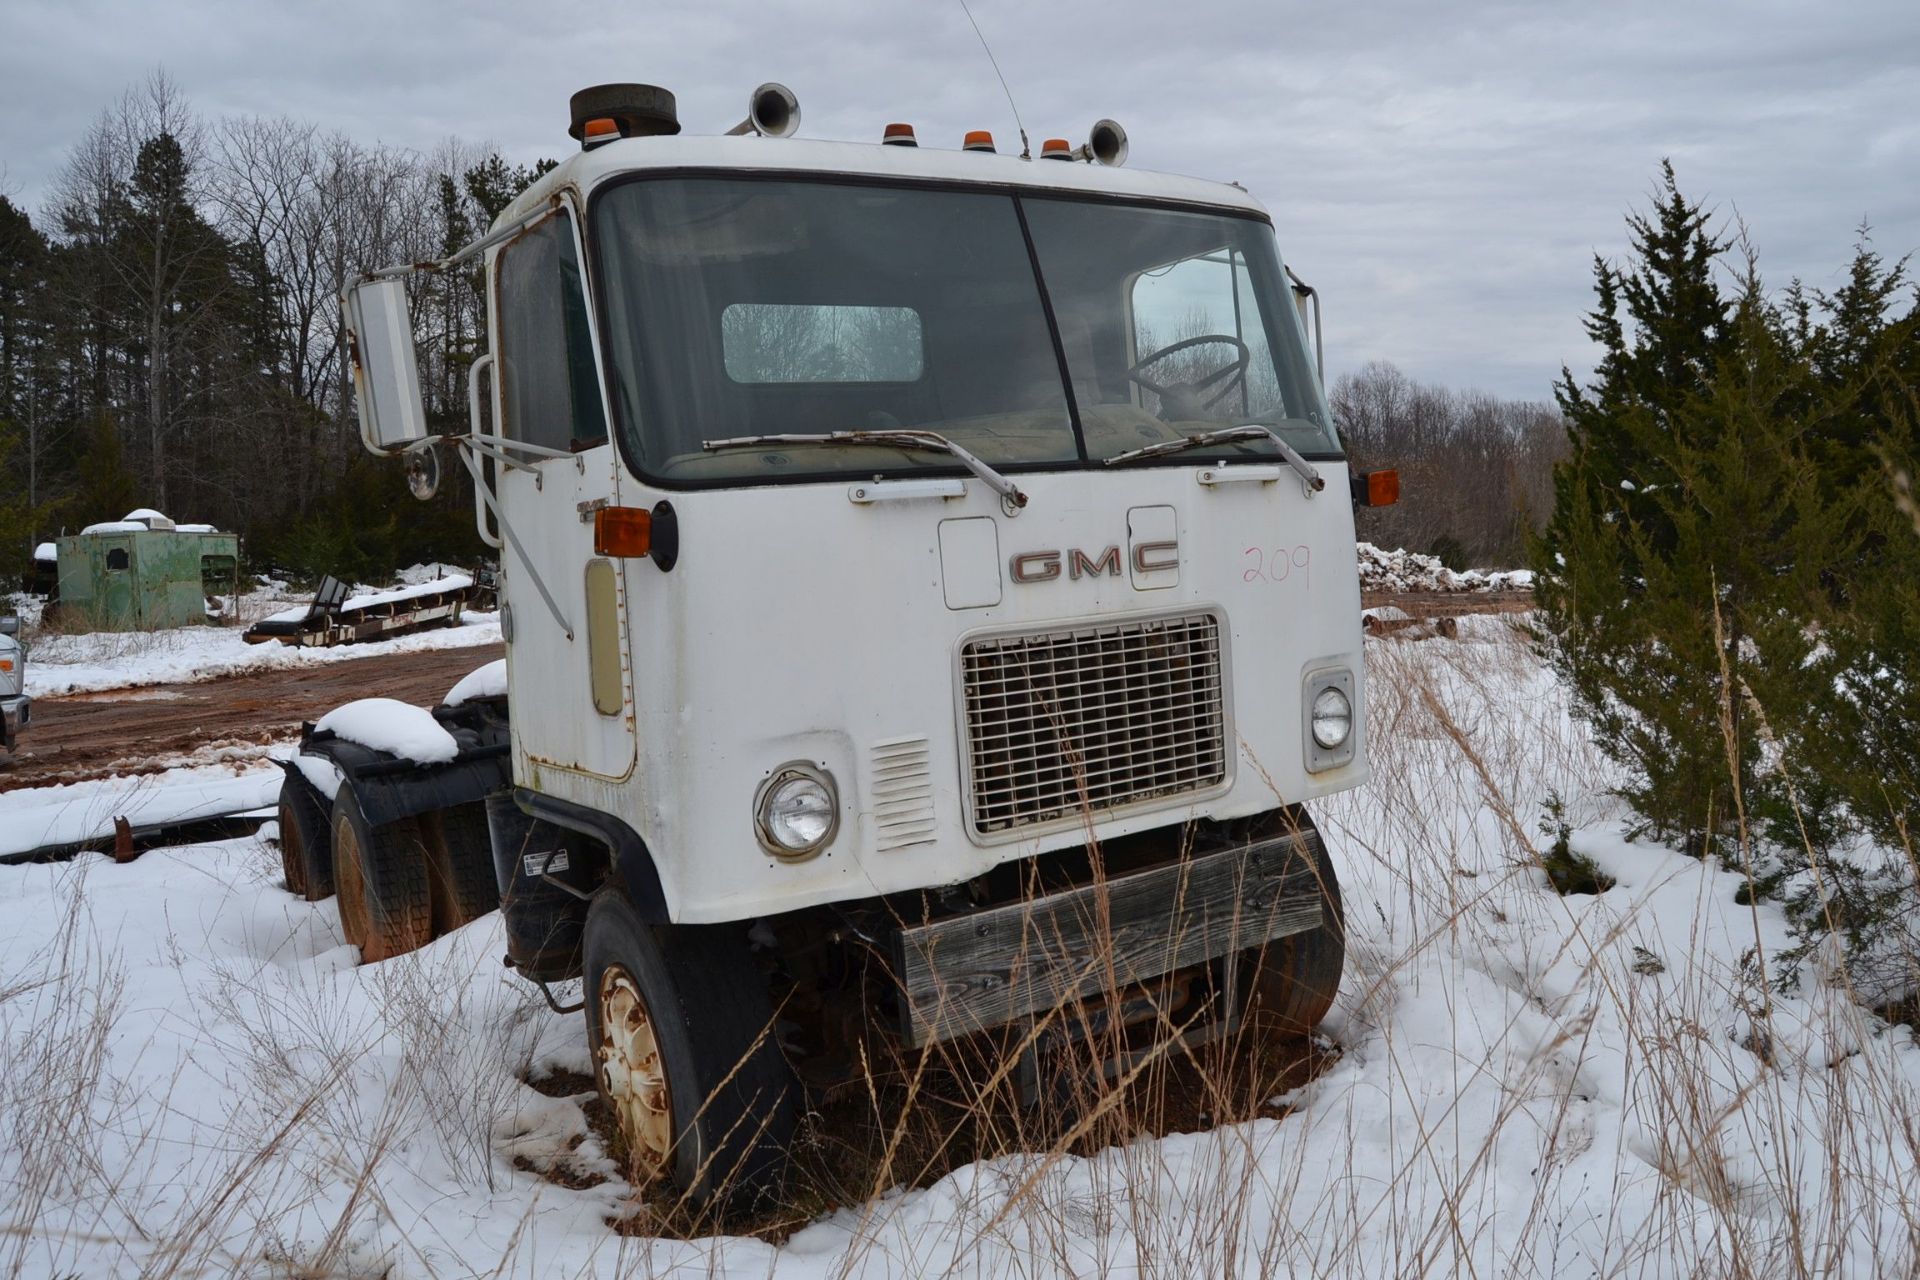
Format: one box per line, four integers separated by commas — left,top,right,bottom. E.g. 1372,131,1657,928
702,430,1030,512
1102,424,1324,495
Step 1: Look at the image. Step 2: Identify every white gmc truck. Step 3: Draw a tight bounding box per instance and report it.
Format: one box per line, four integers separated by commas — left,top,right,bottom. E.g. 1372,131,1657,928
281,82,1396,1207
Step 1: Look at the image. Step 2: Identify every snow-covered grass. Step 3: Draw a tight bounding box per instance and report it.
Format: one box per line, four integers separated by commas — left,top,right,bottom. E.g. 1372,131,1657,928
3,622,1918,1277
21,612,499,698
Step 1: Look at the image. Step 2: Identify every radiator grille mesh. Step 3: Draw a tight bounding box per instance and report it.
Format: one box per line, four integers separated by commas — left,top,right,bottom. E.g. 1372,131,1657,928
960,613,1227,834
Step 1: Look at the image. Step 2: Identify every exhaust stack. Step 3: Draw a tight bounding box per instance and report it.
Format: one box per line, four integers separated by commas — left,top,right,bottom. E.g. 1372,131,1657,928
569,83,680,149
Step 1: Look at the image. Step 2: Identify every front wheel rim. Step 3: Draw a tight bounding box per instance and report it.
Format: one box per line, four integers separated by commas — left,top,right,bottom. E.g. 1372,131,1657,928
597,964,674,1186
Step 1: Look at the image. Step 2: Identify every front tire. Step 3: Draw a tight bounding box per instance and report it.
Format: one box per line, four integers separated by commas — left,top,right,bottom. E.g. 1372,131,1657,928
583,890,797,1209
1246,829,1346,1038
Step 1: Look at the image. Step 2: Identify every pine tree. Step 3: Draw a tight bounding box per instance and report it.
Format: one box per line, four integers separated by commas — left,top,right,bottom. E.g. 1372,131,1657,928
1533,168,1875,848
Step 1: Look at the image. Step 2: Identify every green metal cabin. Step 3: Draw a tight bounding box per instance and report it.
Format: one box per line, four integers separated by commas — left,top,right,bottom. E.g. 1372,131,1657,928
54,519,240,632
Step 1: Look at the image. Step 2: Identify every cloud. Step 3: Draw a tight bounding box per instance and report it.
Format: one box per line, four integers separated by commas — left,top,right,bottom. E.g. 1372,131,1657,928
2,0,1912,399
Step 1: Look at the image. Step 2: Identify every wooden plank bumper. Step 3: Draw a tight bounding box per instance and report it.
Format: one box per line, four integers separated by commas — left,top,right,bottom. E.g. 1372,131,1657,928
896,829,1325,1047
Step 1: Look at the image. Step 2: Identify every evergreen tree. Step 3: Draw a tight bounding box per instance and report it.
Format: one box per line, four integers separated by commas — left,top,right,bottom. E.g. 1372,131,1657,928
1537,160,1920,897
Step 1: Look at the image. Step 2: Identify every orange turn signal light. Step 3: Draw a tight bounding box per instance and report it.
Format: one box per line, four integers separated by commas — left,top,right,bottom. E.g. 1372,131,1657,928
594,506,652,558
0,659,11,673
1358,469,1400,507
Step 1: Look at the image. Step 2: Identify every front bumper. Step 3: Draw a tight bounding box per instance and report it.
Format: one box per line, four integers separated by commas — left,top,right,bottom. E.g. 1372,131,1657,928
892,823,1327,1046
1,695,29,752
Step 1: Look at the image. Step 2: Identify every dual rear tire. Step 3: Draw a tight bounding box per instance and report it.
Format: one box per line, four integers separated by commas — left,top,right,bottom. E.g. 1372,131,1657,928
275,773,499,963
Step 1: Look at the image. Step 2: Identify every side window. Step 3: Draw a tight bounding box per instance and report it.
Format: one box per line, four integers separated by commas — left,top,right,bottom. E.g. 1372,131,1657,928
495,211,607,452
1130,249,1288,424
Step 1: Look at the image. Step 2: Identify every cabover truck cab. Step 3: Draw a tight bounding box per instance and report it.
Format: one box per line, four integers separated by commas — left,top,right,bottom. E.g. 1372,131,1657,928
311,82,1385,1205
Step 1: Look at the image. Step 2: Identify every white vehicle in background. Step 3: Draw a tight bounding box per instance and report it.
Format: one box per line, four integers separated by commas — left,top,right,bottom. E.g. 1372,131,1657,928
0,615,27,752
282,81,1399,1206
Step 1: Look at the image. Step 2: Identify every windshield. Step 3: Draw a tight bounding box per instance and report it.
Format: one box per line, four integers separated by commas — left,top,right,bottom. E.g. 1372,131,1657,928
591,176,1338,484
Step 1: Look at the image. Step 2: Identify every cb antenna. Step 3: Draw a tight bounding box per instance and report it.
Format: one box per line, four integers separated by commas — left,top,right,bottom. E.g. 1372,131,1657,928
957,0,1030,159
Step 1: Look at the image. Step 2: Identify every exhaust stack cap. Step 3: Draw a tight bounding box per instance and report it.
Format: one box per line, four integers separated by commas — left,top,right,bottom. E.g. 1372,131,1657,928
569,83,680,144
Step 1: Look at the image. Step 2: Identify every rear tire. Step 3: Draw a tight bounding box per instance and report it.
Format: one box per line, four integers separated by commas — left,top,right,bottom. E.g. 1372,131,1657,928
583,890,797,1210
422,801,500,935
1246,829,1345,1038
277,770,334,901
331,787,433,963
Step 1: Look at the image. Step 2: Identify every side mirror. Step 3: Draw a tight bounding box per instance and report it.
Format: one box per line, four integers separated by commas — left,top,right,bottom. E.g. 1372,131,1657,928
342,278,429,455
0,616,18,636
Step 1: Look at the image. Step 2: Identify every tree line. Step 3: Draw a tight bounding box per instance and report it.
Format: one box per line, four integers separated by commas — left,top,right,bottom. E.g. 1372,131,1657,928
1333,361,1566,568
0,73,552,586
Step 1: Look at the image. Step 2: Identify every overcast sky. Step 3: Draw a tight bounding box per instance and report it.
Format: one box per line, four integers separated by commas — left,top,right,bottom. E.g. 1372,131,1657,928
3,0,1914,402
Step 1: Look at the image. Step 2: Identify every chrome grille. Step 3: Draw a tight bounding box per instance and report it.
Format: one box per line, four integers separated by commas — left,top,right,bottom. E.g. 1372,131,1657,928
960,612,1227,834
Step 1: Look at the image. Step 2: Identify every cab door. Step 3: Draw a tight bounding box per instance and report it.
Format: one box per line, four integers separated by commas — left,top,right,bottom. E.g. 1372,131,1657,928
490,204,636,781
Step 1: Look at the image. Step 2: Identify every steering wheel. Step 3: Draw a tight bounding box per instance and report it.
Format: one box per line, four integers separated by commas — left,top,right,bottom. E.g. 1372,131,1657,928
1127,334,1251,418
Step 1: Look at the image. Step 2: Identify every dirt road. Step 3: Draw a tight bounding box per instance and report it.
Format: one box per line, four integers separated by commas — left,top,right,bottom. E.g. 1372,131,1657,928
0,644,504,792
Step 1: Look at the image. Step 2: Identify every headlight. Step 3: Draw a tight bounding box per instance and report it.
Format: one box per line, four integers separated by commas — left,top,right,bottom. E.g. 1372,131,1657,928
754,763,839,859
1310,686,1353,749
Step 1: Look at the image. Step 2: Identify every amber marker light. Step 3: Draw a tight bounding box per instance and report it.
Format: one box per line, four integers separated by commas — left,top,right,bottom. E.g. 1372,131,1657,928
594,506,653,557
1353,469,1400,507
882,123,918,147
963,130,996,152
581,116,621,150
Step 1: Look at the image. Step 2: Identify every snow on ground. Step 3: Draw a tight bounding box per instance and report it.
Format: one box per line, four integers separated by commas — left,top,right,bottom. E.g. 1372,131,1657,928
0,751,288,858
14,564,497,698
22,611,499,698
1357,542,1535,593
4,621,1918,1277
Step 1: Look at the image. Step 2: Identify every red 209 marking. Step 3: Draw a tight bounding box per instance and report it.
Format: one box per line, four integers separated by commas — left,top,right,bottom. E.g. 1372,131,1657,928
1242,545,1311,588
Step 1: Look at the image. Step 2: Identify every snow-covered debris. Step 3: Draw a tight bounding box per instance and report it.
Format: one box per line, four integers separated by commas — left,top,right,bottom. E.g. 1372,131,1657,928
1357,542,1534,593
257,574,474,626
445,658,506,707
314,697,458,764
33,542,55,562
396,562,471,585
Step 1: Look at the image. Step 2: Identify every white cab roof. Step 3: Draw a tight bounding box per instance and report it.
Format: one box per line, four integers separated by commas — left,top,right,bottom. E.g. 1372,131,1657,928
498,134,1269,229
